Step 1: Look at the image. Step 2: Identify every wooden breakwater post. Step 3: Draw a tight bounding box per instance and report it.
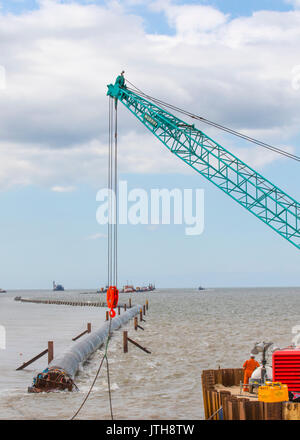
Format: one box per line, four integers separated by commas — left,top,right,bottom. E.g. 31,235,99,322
123,331,151,354
16,348,49,371
201,368,300,420
72,323,92,341
48,341,54,364
134,316,144,331
129,298,132,308
123,331,128,353
16,341,54,371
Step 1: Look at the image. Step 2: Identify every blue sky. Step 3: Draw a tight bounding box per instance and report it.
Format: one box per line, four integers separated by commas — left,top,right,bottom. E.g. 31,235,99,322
0,0,299,289
0,0,295,15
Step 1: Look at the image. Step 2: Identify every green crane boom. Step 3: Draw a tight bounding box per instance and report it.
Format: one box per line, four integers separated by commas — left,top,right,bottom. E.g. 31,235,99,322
107,76,300,250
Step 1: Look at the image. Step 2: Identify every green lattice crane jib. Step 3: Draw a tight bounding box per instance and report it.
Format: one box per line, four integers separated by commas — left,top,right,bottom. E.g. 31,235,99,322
107,78,300,250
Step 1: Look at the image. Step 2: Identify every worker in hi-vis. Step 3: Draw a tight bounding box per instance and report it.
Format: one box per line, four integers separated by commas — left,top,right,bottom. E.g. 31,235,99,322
243,355,260,392
116,71,125,88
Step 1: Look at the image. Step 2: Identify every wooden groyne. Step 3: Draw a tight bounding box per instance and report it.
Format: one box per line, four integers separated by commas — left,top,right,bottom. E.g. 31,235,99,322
16,297,126,308
202,368,300,420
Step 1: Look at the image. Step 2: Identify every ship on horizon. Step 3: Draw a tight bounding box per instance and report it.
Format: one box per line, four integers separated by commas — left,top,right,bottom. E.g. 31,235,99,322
136,283,156,292
97,283,156,293
121,284,135,293
97,285,108,293
122,283,156,293
53,281,64,291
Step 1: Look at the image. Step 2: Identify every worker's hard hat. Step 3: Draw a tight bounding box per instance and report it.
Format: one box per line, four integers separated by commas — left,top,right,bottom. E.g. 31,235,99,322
250,355,255,358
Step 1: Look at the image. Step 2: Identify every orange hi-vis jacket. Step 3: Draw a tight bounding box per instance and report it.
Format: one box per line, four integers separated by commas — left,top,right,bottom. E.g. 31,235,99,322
243,358,260,391
243,358,260,372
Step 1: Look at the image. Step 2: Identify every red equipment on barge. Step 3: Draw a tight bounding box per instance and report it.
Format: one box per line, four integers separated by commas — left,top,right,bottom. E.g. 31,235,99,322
273,348,300,393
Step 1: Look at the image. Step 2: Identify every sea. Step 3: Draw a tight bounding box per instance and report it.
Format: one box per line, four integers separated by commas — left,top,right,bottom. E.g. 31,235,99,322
0,287,299,420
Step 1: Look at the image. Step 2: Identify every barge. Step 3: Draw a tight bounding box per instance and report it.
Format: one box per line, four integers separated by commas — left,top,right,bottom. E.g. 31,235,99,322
202,344,300,420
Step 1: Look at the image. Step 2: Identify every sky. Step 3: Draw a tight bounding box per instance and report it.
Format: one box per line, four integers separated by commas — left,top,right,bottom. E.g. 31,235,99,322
0,0,300,289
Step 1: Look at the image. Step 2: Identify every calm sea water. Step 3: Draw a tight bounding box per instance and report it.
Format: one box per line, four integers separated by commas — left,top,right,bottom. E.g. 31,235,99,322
0,287,299,420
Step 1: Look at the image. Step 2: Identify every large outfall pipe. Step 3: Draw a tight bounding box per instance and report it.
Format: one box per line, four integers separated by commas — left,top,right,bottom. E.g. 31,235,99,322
28,305,141,393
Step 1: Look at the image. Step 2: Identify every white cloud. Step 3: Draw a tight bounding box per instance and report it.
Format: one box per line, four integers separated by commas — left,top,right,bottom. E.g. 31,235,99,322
150,1,228,36
0,132,188,191
286,0,300,9
0,0,299,191
51,185,76,192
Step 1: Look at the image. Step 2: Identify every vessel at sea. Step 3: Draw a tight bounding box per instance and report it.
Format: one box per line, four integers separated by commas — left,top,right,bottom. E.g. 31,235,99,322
138,283,155,292
0,288,6,293
123,283,156,293
97,285,108,293
52,281,64,292
121,284,135,293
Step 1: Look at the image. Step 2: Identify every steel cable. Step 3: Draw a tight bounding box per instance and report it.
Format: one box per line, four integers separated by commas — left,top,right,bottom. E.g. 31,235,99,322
125,78,300,163
114,101,118,288
71,97,118,420
70,318,113,420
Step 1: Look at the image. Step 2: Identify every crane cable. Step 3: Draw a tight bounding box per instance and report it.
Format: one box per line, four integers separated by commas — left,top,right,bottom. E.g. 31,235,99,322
70,319,113,420
70,97,118,421
107,96,119,319
108,95,118,290
125,78,300,163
